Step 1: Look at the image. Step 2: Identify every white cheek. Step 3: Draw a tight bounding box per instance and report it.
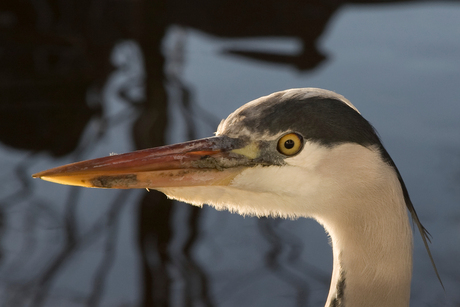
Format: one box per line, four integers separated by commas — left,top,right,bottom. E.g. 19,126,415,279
286,141,330,170
229,165,306,196
158,142,392,219
229,142,328,193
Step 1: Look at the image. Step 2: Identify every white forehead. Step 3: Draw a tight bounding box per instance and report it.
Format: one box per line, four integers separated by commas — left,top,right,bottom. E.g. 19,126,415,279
280,88,360,113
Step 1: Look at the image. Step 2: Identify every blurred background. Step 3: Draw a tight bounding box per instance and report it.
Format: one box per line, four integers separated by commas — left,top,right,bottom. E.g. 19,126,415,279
1,0,459,306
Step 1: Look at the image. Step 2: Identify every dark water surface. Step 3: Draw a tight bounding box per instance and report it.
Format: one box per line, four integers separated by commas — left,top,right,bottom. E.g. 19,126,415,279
1,1,459,306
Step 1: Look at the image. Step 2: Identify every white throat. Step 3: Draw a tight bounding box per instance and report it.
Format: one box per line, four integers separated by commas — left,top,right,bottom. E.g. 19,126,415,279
160,142,413,306
317,186,412,307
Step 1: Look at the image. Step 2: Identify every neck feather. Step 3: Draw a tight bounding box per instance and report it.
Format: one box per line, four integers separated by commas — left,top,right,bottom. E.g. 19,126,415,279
317,178,413,307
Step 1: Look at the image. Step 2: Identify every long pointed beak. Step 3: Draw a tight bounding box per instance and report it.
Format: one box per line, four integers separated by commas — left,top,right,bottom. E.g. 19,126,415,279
32,136,254,189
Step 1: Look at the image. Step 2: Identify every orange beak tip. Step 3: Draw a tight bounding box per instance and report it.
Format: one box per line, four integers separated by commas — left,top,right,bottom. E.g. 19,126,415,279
32,173,43,180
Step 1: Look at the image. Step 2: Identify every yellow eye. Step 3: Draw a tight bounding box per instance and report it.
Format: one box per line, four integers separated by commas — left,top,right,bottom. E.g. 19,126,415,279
277,133,303,156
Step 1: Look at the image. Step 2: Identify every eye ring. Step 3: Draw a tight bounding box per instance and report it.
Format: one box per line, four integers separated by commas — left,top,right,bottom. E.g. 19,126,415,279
277,133,303,156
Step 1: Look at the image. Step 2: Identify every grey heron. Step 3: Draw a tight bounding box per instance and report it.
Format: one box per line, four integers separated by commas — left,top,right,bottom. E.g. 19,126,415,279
33,88,441,306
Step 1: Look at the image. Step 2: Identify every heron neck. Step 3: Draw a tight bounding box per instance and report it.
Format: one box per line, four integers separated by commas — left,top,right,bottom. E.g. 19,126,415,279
316,194,413,307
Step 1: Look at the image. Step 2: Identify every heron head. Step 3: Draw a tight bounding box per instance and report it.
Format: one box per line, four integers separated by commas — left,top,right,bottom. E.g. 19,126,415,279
33,88,388,218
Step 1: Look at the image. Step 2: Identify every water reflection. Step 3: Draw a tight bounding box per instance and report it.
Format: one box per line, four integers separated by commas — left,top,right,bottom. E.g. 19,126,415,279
1,0,458,306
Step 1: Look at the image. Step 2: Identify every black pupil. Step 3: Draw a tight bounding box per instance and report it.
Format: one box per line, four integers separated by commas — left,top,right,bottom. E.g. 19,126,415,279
284,139,295,149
